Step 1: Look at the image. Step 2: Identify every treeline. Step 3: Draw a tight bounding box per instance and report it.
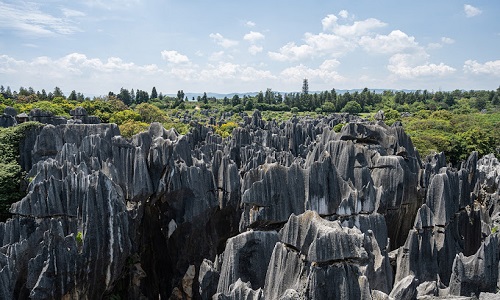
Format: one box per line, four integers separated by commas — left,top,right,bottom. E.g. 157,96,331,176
2,83,500,162
2,83,500,115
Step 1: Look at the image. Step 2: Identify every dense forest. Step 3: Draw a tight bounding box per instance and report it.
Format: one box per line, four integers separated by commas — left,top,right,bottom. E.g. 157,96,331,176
1,81,500,166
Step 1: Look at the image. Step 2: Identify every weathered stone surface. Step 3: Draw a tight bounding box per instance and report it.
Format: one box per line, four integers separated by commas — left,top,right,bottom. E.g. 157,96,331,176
372,290,394,300
240,163,306,230
389,275,419,300
416,281,438,298
1,113,500,299
214,279,263,300
3,106,16,117
0,113,16,127
217,230,278,294
262,210,392,299
395,211,439,284
449,235,499,296
29,108,67,125
263,242,305,300
198,259,220,300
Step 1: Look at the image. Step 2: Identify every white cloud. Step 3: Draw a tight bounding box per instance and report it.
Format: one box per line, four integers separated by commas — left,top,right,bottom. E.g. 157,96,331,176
464,4,482,18
161,50,189,64
209,33,239,48
441,37,455,44
0,2,81,36
196,62,275,82
239,67,275,81
0,52,160,76
268,42,314,61
82,0,141,10
209,51,230,62
427,37,455,50
245,21,256,27
248,45,263,55
281,59,344,83
322,14,338,31
464,60,500,76
333,18,386,37
359,30,419,54
61,8,86,18
339,10,349,19
304,33,354,56
271,14,386,62
0,52,163,94
388,53,456,78
243,31,265,43
323,12,377,34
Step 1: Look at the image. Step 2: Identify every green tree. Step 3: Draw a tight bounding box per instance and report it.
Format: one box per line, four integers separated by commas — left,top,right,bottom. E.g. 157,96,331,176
231,94,240,106
265,88,274,104
302,78,309,95
257,91,264,103
135,90,149,104
118,88,132,106
109,110,141,125
0,122,42,220
321,102,336,112
68,90,77,101
341,101,362,114
151,87,158,100
53,86,64,98
202,92,208,104
119,120,149,138
135,103,166,123
177,90,185,101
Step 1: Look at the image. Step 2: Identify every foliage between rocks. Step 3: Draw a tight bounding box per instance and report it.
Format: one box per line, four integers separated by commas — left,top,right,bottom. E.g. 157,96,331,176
0,122,42,219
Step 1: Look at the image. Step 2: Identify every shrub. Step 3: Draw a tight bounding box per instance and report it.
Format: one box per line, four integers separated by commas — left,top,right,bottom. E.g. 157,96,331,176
119,120,149,138
215,121,239,138
341,101,362,115
333,122,345,132
0,122,42,220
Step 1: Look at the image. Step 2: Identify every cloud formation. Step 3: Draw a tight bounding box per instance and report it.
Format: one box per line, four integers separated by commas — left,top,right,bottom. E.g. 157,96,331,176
245,21,256,28
0,2,81,36
161,50,189,64
209,33,239,48
359,30,419,54
248,45,263,55
464,4,482,18
269,11,388,62
268,43,314,61
281,59,344,83
388,53,456,78
243,31,265,43
0,52,162,94
464,60,500,76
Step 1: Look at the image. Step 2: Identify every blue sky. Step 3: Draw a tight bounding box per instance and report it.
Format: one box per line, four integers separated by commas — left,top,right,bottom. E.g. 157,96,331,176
0,0,499,96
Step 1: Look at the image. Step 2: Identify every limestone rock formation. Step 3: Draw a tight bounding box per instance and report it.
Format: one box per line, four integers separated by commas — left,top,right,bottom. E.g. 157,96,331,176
0,111,499,299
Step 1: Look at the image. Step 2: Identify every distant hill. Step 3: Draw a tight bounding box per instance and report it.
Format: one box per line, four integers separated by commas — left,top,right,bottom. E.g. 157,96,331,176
166,89,417,100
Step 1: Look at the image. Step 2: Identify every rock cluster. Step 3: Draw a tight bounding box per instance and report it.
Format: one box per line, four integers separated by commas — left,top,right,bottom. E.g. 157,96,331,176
0,111,499,299
0,106,100,128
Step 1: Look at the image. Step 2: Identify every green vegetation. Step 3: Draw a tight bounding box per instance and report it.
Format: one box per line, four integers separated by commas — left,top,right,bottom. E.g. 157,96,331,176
492,226,498,234
215,121,239,138
0,121,42,220
399,111,500,163
76,231,83,245
1,84,500,167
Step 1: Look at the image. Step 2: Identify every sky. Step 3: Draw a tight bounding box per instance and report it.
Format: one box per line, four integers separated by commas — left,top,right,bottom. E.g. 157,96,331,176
0,0,499,96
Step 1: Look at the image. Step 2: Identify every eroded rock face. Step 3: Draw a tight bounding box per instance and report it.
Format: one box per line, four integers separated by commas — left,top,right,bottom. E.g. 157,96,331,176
0,112,499,299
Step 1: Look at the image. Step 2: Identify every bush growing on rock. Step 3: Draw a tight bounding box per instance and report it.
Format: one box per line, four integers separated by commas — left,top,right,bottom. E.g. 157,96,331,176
0,121,41,220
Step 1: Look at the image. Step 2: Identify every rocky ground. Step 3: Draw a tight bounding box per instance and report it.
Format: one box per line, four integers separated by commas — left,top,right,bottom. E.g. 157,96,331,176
1,110,499,299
